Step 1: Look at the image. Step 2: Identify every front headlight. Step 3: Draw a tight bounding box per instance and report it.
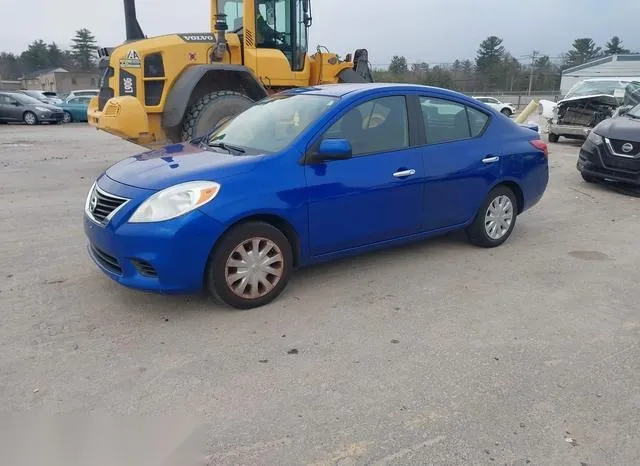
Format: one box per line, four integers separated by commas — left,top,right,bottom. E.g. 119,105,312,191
128,181,220,223
35,106,51,112
586,131,603,145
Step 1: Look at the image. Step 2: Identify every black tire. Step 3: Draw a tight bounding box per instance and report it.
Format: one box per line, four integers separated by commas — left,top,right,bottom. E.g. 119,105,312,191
180,91,254,141
206,221,293,309
548,132,560,143
23,111,38,125
581,172,600,183
466,185,518,248
501,108,513,117
63,111,73,123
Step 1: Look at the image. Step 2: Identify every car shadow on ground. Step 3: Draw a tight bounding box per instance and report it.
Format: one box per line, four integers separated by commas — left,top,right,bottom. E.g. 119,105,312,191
104,226,529,315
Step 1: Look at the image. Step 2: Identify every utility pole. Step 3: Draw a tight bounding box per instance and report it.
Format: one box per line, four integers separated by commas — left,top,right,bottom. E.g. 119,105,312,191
528,51,539,96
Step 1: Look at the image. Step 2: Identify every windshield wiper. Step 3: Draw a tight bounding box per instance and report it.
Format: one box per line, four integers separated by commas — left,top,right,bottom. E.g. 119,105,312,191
207,140,246,154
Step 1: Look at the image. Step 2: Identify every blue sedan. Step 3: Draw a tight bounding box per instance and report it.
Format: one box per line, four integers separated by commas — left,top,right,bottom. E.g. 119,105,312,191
60,96,91,123
84,83,549,309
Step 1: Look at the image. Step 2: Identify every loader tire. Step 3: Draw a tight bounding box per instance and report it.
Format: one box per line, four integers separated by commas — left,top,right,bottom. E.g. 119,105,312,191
180,91,254,141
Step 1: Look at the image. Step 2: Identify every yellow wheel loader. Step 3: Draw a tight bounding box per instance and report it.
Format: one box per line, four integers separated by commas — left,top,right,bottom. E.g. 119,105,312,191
88,0,374,148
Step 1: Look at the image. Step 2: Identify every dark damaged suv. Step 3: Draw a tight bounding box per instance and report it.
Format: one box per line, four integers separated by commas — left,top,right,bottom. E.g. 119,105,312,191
577,103,640,186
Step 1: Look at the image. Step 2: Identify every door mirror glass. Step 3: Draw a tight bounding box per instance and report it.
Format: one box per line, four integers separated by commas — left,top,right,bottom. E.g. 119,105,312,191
317,138,352,160
12,101,21,106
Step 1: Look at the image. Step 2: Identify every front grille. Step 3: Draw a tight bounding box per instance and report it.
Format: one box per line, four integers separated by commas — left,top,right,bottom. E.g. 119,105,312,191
131,259,158,278
599,145,640,173
51,112,64,119
103,102,120,117
88,186,129,224
609,138,640,157
90,244,122,275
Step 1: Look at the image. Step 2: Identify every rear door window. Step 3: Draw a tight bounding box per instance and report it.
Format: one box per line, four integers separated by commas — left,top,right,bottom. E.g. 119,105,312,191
420,96,489,144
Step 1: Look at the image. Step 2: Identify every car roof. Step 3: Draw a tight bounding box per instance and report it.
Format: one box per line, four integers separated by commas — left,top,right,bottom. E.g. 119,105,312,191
281,83,471,101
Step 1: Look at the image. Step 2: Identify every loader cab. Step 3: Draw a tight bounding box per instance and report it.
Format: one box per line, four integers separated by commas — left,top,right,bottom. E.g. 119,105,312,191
220,0,311,82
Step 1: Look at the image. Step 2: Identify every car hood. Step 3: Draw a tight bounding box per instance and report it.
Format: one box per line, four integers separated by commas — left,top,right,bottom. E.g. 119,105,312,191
106,141,263,190
557,94,620,108
594,115,640,142
30,102,62,111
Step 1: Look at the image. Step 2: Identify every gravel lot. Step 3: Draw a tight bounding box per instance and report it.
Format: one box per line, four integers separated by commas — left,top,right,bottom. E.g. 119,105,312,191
1,124,639,465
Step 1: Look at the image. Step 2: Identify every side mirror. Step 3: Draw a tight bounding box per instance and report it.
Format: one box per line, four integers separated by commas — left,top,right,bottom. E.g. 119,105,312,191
12,101,20,106
315,138,352,161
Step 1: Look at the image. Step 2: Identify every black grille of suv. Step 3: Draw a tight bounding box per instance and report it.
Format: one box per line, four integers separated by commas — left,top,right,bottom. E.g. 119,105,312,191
600,145,640,173
89,186,128,224
609,138,640,157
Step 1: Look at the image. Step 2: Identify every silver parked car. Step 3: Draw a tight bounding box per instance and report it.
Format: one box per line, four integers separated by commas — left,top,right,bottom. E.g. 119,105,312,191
0,91,65,125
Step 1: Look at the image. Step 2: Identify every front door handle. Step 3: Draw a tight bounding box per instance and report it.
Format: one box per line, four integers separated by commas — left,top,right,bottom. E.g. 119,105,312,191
393,169,416,178
482,156,500,164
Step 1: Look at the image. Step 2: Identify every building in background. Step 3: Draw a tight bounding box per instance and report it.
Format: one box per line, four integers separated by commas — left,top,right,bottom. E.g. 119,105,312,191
0,79,22,90
20,68,98,93
560,54,640,95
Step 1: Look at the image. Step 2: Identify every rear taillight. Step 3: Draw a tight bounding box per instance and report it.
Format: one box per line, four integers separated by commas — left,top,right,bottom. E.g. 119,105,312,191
529,139,548,157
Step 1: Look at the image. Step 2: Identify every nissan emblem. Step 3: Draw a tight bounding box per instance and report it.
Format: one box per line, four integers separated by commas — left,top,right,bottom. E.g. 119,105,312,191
622,143,634,153
90,194,98,212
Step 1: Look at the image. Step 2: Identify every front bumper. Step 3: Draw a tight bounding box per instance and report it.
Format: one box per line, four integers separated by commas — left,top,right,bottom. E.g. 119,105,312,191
577,143,640,186
40,112,64,122
83,177,226,294
88,95,154,145
550,123,591,138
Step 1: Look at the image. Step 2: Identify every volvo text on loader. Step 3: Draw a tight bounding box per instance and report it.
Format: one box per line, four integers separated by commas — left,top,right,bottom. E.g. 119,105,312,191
88,0,374,148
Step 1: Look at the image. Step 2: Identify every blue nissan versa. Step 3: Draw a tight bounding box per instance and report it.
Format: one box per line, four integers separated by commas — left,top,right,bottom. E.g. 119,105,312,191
84,83,549,309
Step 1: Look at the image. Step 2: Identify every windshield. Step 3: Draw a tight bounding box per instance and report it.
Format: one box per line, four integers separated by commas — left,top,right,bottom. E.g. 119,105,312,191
565,80,632,100
220,0,244,31
627,104,640,119
207,94,338,154
12,93,44,105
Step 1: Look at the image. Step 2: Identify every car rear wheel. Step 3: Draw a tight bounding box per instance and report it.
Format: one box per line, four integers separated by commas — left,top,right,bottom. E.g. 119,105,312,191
181,91,254,141
548,132,559,143
206,221,293,309
63,111,72,123
501,108,513,117
467,186,517,248
23,111,37,125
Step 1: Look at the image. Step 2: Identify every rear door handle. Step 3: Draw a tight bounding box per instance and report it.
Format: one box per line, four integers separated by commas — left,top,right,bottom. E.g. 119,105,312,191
393,169,416,178
482,156,500,164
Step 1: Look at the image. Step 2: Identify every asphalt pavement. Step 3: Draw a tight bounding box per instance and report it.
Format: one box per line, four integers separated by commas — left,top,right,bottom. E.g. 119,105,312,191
1,124,639,465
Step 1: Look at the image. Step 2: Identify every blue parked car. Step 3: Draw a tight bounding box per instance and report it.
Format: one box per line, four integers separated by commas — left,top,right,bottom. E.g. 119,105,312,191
84,83,549,309
60,96,92,123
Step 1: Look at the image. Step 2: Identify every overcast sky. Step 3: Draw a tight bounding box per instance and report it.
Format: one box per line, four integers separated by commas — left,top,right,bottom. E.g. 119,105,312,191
0,0,638,65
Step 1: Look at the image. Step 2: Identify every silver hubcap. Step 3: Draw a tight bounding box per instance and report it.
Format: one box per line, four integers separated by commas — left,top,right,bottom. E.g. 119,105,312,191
63,112,71,122
225,237,284,299
485,195,513,240
25,113,35,124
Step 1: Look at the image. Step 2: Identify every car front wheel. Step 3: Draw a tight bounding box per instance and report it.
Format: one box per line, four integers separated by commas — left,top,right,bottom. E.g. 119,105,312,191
23,111,37,125
467,186,518,248
501,108,513,117
207,221,293,309
63,111,72,123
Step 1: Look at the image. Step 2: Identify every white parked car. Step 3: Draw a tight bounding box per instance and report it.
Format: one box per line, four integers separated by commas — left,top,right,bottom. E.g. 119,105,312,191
472,96,517,116
63,89,99,102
